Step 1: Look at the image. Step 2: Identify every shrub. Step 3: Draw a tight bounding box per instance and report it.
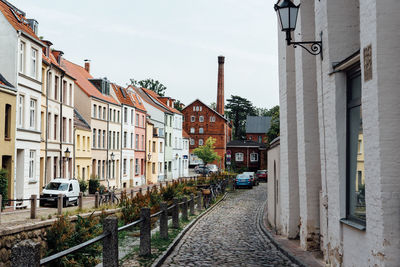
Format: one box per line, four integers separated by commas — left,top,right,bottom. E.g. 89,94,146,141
88,178,100,194
45,214,101,266
0,169,8,210
79,179,88,193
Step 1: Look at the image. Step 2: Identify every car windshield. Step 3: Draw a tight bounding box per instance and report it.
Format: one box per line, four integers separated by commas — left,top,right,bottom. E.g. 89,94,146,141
45,182,69,191
237,174,249,179
257,171,266,174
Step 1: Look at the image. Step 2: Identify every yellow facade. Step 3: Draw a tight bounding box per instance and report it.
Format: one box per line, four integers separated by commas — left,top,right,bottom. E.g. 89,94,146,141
146,121,159,184
74,128,92,181
0,85,16,199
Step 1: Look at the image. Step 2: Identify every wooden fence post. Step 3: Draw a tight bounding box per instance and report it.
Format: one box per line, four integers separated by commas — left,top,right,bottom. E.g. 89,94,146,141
11,240,40,267
103,216,118,267
140,207,151,256
0,194,2,223
30,194,37,219
190,194,195,215
160,202,168,240
172,198,180,229
95,192,99,208
57,194,63,216
78,192,83,210
197,191,202,211
182,197,188,221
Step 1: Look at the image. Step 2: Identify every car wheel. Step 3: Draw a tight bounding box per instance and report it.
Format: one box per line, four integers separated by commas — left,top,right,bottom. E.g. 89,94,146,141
74,199,78,206
39,200,45,207
64,198,69,207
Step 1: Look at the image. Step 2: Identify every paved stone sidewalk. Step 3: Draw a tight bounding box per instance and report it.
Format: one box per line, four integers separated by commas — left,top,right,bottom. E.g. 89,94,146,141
162,183,298,267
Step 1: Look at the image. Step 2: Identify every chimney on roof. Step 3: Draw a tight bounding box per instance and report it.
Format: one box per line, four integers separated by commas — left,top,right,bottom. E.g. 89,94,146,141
84,59,90,73
216,56,225,115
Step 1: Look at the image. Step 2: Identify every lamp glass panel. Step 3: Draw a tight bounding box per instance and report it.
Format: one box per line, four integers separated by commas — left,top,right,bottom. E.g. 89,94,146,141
289,7,299,29
278,8,289,30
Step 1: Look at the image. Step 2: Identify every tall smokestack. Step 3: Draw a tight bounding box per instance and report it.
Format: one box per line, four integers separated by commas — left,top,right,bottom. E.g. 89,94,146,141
216,56,225,115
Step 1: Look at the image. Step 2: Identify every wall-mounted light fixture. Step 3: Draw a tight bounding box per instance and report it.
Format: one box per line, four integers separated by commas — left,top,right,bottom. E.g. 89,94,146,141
274,0,322,57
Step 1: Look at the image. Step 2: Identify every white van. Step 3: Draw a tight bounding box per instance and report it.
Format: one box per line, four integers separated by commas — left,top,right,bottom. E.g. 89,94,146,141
40,178,80,207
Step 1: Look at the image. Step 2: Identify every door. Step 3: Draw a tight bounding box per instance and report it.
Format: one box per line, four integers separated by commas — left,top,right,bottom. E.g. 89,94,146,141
1,155,12,200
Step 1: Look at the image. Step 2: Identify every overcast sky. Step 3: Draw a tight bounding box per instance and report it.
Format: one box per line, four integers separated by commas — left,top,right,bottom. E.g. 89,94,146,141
12,0,279,109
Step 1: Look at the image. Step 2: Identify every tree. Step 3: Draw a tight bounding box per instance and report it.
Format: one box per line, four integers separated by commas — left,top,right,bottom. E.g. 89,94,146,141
174,100,183,112
130,78,167,96
265,105,280,143
193,137,221,165
209,102,216,111
225,95,257,139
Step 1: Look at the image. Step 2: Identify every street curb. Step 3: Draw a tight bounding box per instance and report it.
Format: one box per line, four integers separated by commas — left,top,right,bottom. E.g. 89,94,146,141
151,192,228,267
257,198,309,267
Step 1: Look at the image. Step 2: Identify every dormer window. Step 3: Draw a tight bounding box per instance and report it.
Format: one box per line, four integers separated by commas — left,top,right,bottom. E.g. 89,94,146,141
27,19,39,35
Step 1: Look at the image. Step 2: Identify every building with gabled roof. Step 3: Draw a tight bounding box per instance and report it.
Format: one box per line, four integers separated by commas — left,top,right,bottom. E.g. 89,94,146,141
63,59,121,188
0,0,45,206
110,83,135,188
126,85,147,186
73,109,91,182
182,56,232,168
245,116,271,144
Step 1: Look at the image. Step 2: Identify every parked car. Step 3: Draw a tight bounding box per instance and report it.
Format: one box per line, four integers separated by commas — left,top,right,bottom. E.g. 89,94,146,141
40,179,80,207
206,164,219,174
243,172,258,186
195,165,211,175
235,173,253,189
256,170,268,182
194,164,205,173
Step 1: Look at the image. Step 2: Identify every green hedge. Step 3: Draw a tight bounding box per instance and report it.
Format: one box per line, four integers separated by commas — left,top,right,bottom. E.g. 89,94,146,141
0,169,8,210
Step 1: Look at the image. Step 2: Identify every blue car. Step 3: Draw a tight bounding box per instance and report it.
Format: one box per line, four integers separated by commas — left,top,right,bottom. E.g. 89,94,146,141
235,174,253,189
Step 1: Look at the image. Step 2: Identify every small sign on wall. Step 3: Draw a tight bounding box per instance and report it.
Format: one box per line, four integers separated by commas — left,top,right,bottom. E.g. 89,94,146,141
364,45,372,82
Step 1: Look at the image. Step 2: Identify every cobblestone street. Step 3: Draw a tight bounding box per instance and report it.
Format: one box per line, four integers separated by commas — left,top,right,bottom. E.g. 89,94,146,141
162,183,298,267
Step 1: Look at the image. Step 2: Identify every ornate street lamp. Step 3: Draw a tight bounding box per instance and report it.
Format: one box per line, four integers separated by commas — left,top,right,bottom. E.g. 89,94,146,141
147,153,152,161
110,152,115,161
64,148,71,159
274,0,322,57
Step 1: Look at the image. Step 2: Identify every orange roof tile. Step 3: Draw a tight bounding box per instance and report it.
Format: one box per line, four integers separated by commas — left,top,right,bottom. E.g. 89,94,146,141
0,1,41,42
125,85,147,112
111,83,134,107
141,88,182,115
182,130,190,139
62,59,118,105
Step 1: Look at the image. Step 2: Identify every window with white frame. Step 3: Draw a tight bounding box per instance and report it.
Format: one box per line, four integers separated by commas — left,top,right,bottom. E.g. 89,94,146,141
131,133,133,149
200,106,202,111
135,159,139,175
235,153,244,162
124,132,127,148
191,116,195,122
250,153,259,162
193,106,195,111
28,150,35,178
123,159,127,175
124,107,127,123
19,41,25,73
209,116,216,122
31,48,37,78
190,127,195,134
198,139,204,146
17,95,24,127
131,110,134,125
199,128,204,134
29,99,36,129
199,116,204,122
190,139,195,145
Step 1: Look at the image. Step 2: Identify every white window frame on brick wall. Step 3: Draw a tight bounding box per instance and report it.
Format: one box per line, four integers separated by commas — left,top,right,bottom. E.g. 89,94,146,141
250,153,259,162
190,139,195,145
191,116,195,122
190,127,195,134
199,116,204,122
235,153,244,162
199,128,204,134
198,139,204,146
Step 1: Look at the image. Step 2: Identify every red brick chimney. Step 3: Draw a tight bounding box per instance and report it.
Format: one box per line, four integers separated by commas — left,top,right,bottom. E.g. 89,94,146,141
84,59,90,73
216,56,225,115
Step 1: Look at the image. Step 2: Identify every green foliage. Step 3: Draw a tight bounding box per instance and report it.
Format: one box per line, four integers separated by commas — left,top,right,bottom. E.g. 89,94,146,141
193,137,221,165
88,178,100,194
0,169,8,210
174,100,183,112
130,78,167,96
45,214,102,266
265,105,280,143
79,179,88,193
225,95,257,139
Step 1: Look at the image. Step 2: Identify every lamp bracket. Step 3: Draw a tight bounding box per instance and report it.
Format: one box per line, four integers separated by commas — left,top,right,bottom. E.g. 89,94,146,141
290,41,322,57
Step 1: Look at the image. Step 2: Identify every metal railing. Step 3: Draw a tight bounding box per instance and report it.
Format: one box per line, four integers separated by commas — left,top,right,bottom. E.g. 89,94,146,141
7,176,236,266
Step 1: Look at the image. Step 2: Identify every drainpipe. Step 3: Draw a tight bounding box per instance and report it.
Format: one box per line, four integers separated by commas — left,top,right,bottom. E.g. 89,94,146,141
106,103,110,189
59,72,65,178
73,126,76,179
120,105,123,189
44,66,51,186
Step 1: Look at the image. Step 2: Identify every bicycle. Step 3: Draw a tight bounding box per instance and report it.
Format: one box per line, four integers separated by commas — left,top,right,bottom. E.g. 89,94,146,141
99,190,120,206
